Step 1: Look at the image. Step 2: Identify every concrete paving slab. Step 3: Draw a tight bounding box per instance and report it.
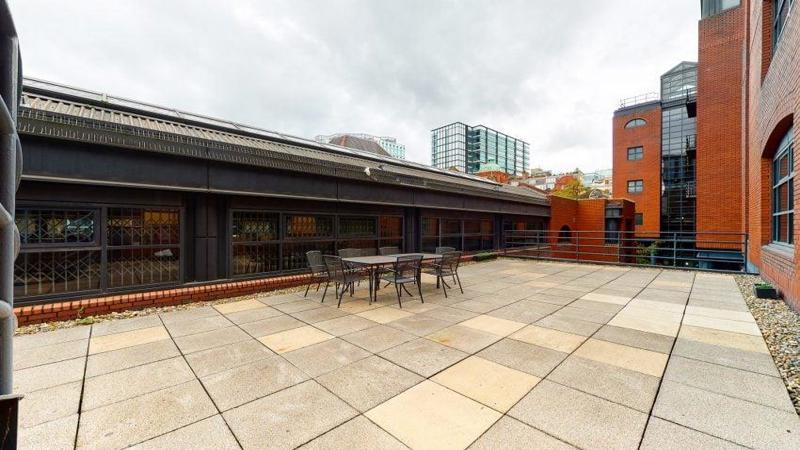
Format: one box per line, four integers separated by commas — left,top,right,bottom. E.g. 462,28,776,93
299,416,409,450
380,338,468,377
388,314,452,336
283,338,371,378
468,416,576,450
640,417,747,450
85,338,180,378
129,415,239,449
18,413,78,450
239,314,303,338
184,339,274,378
223,380,357,450
88,326,170,354
173,325,251,354
427,324,501,353
592,325,675,354
477,338,567,378
316,355,423,412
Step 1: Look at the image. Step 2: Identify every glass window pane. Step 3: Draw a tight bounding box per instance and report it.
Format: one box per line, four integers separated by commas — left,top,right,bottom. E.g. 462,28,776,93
421,218,439,237
442,219,461,235
16,209,96,244
232,211,278,242
380,216,403,238
282,241,335,271
338,216,377,237
14,250,101,297
232,243,279,275
107,247,180,288
285,215,334,239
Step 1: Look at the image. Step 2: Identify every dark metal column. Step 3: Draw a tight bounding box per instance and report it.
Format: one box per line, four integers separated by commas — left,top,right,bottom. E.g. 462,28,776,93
0,1,22,447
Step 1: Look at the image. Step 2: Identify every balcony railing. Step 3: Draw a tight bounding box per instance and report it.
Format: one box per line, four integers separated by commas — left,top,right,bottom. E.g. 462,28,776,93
503,230,749,273
619,92,659,109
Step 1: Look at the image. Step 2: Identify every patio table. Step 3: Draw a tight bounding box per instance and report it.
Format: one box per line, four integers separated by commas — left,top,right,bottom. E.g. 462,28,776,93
342,253,441,302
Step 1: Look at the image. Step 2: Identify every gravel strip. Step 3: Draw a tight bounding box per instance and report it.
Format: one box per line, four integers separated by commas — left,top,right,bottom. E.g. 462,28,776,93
735,274,800,414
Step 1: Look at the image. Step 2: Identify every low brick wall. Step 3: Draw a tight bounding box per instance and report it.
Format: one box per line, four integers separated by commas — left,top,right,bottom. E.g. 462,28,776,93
13,273,312,326
13,253,484,326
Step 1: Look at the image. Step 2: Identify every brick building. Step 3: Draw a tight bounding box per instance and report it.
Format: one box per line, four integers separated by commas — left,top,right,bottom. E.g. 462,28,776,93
612,0,798,308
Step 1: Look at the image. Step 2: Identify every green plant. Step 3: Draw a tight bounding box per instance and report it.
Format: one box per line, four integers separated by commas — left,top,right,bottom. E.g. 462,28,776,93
635,241,660,265
473,252,497,262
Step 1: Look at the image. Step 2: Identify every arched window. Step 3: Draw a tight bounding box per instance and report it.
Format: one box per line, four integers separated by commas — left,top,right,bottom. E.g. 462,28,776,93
772,127,794,245
624,118,647,129
558,225,572,244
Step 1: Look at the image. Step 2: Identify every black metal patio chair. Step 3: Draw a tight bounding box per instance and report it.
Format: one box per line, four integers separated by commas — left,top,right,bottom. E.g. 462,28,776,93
378,246,401,256
380,254,423,308
304,250,331,301
324,255,369,307
422,251,463,298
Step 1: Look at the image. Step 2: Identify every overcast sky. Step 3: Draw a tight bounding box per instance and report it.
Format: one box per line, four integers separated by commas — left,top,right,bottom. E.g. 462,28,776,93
10,0,698,173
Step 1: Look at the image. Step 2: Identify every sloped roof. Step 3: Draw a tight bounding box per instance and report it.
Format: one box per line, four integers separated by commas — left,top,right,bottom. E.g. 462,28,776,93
327,134,391,157
17,78,548,205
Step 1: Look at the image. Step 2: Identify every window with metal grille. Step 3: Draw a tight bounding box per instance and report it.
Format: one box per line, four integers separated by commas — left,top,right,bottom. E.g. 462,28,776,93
772,128,794,245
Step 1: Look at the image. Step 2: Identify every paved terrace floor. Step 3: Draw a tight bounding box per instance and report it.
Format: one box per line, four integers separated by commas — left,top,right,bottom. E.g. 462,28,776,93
13,259,800,450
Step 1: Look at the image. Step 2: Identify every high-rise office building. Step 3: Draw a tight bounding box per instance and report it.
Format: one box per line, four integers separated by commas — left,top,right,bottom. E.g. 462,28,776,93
431,122,529,176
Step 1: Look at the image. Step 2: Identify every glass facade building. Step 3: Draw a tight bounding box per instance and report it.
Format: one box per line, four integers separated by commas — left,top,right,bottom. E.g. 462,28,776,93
431,122,529,176
660,62,698,234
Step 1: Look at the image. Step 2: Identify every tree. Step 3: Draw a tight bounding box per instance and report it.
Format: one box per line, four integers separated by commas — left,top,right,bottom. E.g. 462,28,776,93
551,177,590,199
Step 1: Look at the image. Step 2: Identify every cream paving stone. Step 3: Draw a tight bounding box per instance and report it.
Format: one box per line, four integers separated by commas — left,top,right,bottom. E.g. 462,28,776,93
510,325,586,353
342,324,417,353
627,298,686,313
549,355,660,412
608,313,681,337
573,338,668,377
580,291,631,305
673,336,780,377
682,314,762,336
653,381,800,449
486,300,558,323
259,325,334,354
159,306,219,324
509,380,648,450
88,325,170,355
356,306,414,324
337,299,381,314
213,298,267,314
223,380,357,450
239,314,303,337
273,298,328,313
200,355,309,411
593,325,674,354
82,356,195,411
291,305,350,323
283,338,371,377
19,380,81,428
433,356,540,412
366,380,502,450
640,417,748,450
14,326,89,351
478,338,568,377
129,415,240,450
678,324,769,353
450,299,497,313
426,324,501,353
388,314,452,336
420,305,479,323
76,380,217,450
91,315,163,337
19,413,78,450
299,416,409,450
664,355,795,411
223,304,283,324
13,338,87,370
173,325,251,354
460,314,526,337
380,338,468,377
85,339,180,378
13,357,85,394
388,300,440,313
534,315,603,337
164,315,232,338
257,292,305,306
314,314,377,336
469,416,577,450
184,339,274,378
316,355,423,412
551,305,617,324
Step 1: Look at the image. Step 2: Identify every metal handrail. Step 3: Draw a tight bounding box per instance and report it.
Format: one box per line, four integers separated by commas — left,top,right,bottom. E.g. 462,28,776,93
503,229,749,273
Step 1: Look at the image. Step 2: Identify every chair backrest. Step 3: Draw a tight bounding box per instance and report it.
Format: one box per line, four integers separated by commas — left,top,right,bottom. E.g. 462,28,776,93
440,251,462,272
338,248,361,258
435,246,455,254
360,248,377,256
379,246,400,256
323,255,347,282
393,254,422,279
306,250,326,276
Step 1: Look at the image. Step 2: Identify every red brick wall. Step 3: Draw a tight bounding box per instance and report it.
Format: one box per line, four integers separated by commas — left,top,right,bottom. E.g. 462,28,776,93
744,0,799,309
547,197,635,263
612,104,662,234
697,6,746,250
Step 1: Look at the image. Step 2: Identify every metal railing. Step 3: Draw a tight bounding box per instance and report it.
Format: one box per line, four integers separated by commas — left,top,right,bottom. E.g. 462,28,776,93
619,92,659,108
1,0,22,447
503,230,749,273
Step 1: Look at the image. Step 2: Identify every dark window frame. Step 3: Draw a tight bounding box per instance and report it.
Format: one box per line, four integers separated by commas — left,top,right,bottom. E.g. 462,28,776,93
771,128,794,246
627,146,644,161
773,0,795,54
